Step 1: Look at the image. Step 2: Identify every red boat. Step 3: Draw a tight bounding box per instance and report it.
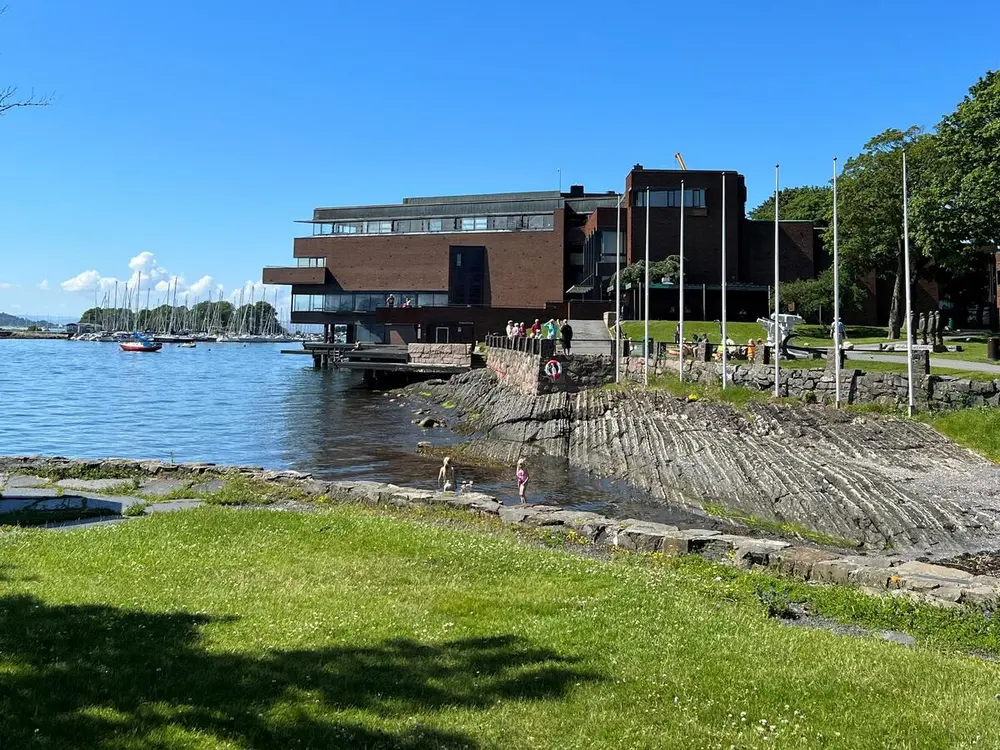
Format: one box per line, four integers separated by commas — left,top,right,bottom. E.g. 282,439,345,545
120,333,162,353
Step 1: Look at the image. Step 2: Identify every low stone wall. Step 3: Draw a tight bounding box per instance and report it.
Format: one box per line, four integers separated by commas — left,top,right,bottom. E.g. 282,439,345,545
407,343,472,367
3,454,996,609
622,354,1000,410
486,347,544,394
486,347,618,395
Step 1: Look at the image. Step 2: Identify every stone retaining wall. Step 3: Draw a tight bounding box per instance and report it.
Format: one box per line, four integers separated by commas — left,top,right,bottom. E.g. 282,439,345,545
486,347,544,394
486,347,617,395
407,343,472,367
2,455,996,609
622,355,1000,410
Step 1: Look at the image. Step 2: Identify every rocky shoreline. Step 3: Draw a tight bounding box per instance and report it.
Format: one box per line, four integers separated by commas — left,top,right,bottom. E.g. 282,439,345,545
2,454,998,610
401,370,1000,560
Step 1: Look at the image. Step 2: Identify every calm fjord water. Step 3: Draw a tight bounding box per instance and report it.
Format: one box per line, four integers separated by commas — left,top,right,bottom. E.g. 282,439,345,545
1,339,685,518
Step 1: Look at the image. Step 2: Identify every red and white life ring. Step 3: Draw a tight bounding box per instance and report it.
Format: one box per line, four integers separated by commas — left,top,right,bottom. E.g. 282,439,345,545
545,359,562,380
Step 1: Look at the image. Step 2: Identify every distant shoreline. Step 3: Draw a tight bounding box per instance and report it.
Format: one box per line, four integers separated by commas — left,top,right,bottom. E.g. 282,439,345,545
0,330,67,340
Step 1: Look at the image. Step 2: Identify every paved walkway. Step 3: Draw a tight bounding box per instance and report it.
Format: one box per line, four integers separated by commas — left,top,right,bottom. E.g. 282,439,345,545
567,319,613,356
847,351,1000,374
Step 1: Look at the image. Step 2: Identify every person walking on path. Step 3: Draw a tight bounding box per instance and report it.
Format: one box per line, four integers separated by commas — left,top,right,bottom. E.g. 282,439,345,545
438,456,456,492
559,320,573,355
515,458,529,503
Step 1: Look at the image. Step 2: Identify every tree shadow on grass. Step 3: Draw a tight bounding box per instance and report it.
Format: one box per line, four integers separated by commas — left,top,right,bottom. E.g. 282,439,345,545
0,594,599,748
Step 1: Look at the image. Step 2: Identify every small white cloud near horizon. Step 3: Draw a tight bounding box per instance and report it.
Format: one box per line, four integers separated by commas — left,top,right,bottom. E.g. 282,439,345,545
37,279,50,291
61,270,102,292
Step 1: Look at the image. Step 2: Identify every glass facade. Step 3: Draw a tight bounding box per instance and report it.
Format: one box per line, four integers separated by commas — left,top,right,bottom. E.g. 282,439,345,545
292,291,449,313
311,213,554,237
634,188,707,208
296,257,324,267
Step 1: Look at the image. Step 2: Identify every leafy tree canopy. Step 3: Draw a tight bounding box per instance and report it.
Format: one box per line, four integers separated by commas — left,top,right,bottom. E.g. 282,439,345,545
749,186,833,225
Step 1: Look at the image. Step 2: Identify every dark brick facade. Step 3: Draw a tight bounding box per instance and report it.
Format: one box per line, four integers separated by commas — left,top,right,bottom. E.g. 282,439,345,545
292,210,565,309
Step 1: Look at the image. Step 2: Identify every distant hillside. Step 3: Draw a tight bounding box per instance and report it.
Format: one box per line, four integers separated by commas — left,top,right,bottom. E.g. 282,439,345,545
0,312,58,329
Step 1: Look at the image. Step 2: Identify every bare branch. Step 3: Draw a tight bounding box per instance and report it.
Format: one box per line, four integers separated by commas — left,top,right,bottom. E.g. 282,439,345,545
0,6,54,116
0,85,52,115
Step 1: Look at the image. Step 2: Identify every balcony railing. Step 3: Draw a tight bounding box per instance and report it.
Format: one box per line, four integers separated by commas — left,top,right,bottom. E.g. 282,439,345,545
486,334,555,357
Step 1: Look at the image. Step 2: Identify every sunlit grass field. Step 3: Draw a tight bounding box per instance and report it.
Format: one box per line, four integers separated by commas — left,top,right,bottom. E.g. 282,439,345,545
1,506,997,748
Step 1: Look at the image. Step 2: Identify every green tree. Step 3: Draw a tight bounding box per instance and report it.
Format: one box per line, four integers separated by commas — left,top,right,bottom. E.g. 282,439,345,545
749,186,833,225
780,267,865,322
934,70,1000,249
834,127,939,337
612,256,681,287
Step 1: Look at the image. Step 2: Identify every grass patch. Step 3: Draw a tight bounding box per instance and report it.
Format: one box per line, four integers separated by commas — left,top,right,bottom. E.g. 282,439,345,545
441,400,458,409
608,371,797,411
702,502,859,549
122,502,149,517
0,506,998,748
921,408,1000,463
197,476,311,506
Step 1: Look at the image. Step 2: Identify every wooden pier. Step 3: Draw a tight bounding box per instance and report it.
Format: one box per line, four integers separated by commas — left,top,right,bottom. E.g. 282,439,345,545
288,342,481,388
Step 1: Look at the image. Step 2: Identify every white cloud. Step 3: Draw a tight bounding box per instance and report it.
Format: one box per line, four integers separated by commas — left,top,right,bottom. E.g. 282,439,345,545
0,282,14,290
186,275,214,297
61,270,102,292
128,251,155,273
37,279,50,291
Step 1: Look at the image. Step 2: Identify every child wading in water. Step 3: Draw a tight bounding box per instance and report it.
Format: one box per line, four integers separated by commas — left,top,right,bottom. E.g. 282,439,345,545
516,458,528,503
438,457,456,492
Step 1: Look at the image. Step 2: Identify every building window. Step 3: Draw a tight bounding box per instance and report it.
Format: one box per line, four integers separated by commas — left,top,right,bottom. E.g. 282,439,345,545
333,221,362,234
634,189,707,208
460,217,487,231
296,257,324,268
365,220,392,234
428,218,443,232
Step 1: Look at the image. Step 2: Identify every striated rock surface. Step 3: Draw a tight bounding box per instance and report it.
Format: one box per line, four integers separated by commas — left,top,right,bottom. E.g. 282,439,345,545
413,370,1000,557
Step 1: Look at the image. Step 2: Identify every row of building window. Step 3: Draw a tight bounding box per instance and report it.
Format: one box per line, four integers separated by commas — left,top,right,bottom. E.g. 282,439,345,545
311,214,555,237
634,188,707,208
296,257,324,267
292,292,450,313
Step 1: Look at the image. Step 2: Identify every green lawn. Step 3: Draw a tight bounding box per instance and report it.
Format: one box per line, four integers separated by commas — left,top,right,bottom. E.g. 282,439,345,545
620,321,998,364
1,507,997,748
922,409,1000,463
779,357,1000,382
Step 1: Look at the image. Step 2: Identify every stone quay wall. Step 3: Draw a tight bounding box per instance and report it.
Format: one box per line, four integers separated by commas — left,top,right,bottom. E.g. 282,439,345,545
407,343,472,367
486,345,616,395
486,347,545,394
2,454,997,610
622,354,1000,410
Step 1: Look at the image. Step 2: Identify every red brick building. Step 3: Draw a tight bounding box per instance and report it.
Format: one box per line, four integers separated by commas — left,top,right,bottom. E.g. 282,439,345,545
264,165,830,343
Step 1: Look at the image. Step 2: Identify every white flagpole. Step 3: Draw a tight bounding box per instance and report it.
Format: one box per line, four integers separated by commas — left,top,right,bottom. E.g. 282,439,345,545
774,164,781,398
679,179,686,382
903,152,915,416
833,157,842,407
615,191,623,382
721,174,728,389
644,187,650,386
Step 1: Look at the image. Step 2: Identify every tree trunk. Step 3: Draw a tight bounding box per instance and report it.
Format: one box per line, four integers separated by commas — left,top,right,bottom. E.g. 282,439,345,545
887,240,905,339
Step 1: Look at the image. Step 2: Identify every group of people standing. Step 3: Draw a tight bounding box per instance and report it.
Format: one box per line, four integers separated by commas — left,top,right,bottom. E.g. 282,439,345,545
505,318,574,354
438,456,529,503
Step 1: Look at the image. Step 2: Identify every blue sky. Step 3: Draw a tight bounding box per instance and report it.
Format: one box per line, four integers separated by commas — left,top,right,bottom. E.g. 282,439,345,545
0,0,997,319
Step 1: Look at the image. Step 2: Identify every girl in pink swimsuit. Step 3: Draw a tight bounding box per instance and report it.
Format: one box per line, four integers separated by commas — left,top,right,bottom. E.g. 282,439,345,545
516,458,528,503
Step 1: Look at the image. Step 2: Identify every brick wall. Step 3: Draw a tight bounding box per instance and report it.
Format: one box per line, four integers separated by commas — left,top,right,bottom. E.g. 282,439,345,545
292,210,566,308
